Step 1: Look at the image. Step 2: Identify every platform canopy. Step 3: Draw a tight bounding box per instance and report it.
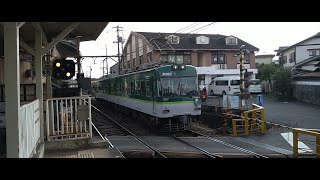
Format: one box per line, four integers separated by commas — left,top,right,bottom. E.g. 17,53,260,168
0,22,108,56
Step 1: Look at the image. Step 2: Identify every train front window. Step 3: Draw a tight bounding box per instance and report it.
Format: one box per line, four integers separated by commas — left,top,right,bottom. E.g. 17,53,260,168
159,77,198,97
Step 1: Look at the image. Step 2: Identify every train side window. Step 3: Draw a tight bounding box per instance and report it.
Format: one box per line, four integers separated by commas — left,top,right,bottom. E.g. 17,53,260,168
141,81,146,96
146,80,151,97
138,81,141,95
113,82,117,94
124,78,128,95
134,80,137,95
158,80,162,96
130,81,134,95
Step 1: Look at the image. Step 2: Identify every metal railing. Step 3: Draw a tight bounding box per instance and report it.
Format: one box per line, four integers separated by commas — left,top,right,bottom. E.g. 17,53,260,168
19,99,40,158
293,128,320,158
46,96,92,141
232,103,266,136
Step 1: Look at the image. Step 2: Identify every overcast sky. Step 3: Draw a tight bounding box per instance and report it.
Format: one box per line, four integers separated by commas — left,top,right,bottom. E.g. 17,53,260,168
80,22,320,78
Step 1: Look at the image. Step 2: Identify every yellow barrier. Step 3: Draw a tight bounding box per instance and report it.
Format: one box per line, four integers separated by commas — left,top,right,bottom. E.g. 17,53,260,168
232,119,249,136
292,128,320,158
232,103,266,136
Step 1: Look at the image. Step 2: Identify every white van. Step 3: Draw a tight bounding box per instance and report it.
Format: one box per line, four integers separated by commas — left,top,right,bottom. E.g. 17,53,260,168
248,79,262,94
208,76,240,95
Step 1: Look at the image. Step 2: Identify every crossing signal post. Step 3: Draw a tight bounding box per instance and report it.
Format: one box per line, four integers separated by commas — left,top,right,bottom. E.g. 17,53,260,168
239,45,251,110
52,59,76,80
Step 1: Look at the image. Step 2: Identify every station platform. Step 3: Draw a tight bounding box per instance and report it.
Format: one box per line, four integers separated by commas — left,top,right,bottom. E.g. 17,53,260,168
43,137,124,158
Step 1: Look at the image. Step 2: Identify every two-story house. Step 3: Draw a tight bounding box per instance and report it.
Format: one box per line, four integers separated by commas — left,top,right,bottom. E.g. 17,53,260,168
275,32,320,105
118,31,259,90
276,32,320,68
255,54,275,65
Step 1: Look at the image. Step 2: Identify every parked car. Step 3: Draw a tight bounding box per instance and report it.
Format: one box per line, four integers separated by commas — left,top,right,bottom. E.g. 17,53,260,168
208,76,240,95
248,79,262,94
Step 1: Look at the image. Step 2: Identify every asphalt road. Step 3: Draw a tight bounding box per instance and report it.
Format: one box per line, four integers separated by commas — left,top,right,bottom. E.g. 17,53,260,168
203,95,320,154
204,95,320,129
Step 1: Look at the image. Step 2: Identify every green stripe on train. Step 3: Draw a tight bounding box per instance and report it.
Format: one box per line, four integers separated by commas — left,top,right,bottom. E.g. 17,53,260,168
97,93,194,104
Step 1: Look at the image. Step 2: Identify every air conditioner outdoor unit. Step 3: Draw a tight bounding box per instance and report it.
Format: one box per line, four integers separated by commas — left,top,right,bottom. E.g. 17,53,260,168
220,64,226,69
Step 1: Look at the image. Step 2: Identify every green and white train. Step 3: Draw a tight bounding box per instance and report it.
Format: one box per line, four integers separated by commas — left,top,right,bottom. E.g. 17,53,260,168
92,64,201,131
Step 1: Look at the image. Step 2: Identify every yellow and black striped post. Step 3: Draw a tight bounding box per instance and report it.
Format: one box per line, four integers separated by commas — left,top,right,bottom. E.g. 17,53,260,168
239,46,245,111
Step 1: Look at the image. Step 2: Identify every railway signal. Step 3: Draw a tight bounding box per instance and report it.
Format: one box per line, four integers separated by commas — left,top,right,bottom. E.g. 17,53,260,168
52,58,75,80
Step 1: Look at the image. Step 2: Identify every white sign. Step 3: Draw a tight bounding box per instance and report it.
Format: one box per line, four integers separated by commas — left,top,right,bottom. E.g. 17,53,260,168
281,132,312,153
223,95,239,109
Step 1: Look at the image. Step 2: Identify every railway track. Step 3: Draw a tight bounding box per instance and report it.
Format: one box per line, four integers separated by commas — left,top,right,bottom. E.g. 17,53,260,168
91,100,218,158
91,98,268,158
184,130,268,158
91,102,167,158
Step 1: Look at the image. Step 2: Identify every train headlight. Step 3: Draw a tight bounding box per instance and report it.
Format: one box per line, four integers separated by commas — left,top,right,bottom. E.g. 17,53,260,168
173,65,178,70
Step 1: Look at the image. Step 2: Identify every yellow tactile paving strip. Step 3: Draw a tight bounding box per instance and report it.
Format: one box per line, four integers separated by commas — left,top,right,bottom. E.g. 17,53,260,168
52,152,95,158
78,152,95,158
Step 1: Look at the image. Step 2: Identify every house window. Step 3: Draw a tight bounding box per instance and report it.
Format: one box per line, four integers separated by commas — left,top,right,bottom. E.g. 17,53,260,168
244,54,250,64
133,58,136,67
147,52,152,62
283,55,287,63
237,54,250,64
176,55,183,64
289,52,295,63
168,54,175,63
226,37,237,45
160,52,191,64
212,52,225,64
183,54,191,65
309,50,317,56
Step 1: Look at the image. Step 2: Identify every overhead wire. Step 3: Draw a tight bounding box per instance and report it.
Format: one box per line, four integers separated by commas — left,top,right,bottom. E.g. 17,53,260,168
120,22,218,57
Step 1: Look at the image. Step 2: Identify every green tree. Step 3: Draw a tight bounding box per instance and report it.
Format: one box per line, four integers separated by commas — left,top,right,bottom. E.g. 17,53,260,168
272,67,293,97
257,63,278,91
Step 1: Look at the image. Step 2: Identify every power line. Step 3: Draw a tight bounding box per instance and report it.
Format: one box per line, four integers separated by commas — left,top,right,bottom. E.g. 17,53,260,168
89,22,218,77
179,22,217,40
120,22,218,57
86,22,218,77
174,22,203,33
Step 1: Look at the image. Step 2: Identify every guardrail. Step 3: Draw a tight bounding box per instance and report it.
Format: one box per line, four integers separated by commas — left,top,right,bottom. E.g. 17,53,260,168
19,100,40,158
232,103,266,136
293,128,320,158
46,96,92,141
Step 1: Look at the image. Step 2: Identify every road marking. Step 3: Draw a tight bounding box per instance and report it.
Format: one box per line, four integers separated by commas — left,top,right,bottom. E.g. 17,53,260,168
281,132,313,153
236,137,292,156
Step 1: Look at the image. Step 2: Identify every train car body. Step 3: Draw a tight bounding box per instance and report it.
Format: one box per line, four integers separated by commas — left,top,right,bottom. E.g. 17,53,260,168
92,64,201,131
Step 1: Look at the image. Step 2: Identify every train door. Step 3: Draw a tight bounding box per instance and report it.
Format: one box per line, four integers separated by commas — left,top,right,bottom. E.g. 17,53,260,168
152,77,156,116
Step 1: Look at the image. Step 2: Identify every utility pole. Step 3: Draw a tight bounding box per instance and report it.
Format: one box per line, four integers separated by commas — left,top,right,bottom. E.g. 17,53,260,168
102,59,105,77
105,44,108,75
87,66,92,78
113,25,123,75
100,45,108,77
76,36,82,79
76,36,83,96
